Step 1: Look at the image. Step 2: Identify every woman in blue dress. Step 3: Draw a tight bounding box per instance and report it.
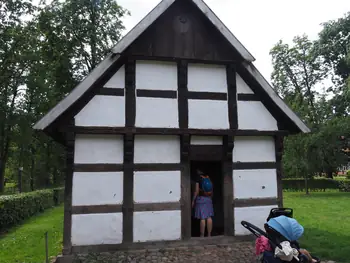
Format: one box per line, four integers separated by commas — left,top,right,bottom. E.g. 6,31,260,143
192,169,214,237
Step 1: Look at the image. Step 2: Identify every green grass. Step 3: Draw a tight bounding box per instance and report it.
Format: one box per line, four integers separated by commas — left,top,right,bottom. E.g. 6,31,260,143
0,205,63,263
284,191,350,263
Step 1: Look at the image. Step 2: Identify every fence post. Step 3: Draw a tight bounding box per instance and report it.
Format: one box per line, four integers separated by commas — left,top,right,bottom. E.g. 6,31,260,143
18,167,23,193
45,231,49,263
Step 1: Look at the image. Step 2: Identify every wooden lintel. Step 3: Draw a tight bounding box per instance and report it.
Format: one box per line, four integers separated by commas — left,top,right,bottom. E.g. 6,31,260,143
232,162,277,170
234,198,278,207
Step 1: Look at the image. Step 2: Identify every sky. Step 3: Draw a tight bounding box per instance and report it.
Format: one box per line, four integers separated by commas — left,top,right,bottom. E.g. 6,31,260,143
117,0,350,83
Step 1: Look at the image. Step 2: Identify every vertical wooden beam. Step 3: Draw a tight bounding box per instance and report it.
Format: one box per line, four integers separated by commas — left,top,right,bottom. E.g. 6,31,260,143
62,120,75,255
226,64,238,129
123,134,134,243
180,134,191,240
125,58,136,127
178,60,188,129
123,57,136,243
222,135,234,236
275,135,284,208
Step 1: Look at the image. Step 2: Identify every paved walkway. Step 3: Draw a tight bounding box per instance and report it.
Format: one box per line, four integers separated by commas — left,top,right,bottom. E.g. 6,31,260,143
58,242,334,263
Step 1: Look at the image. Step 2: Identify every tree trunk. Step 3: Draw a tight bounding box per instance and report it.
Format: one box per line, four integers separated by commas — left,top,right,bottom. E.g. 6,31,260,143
0,159,5,193
304,177,309,195
326,170,334,179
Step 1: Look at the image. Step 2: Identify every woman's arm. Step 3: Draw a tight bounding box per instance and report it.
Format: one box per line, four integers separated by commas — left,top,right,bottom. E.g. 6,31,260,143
192,182,199,207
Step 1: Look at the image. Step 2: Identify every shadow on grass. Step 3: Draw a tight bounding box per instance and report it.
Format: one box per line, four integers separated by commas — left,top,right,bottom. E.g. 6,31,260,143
300,227,350,263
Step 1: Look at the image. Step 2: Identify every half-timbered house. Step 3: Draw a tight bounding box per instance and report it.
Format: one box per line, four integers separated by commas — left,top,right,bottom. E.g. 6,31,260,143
33,0,310,259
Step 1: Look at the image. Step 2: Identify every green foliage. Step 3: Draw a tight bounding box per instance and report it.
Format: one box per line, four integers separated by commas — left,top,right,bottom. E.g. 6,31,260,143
338,181,350,192
283,178,339,192
0,188,64,231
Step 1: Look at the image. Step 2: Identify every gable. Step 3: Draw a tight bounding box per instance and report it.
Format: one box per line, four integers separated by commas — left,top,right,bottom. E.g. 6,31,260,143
124,0,241,61
33,0,310,136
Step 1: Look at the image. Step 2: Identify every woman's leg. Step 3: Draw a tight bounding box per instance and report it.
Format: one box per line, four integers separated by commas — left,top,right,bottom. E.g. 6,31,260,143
206,217,212,237
200,219,206,237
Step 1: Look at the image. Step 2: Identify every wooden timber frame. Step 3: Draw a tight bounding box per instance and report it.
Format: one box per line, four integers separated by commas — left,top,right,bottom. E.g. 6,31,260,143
58,56,288,255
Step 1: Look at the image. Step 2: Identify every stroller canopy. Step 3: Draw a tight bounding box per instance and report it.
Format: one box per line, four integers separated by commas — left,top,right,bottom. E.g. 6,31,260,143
267,215,304,241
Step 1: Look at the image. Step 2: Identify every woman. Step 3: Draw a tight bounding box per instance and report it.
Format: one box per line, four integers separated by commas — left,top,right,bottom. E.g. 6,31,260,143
192,169,214,237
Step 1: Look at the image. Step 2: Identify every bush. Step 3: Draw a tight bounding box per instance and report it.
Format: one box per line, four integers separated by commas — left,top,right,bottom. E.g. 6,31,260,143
0,189,58,231
346,170,350,179
283,178,339,191
338,181,350,192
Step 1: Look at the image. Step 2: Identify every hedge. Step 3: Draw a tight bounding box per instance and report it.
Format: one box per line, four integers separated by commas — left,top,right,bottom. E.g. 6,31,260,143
282,178,340,191
0,187,64,232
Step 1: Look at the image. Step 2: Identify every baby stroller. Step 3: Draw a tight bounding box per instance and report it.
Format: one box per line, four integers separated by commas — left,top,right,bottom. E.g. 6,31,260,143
241,208,320,263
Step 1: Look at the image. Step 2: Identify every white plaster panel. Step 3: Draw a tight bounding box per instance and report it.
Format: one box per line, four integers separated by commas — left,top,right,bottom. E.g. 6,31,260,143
233,136,276,162
135,97,178,128
136,61,177,90
74,134,123,164
237,101,278,130
233,169,277,199
234,206,277,235
188,64,227,93
71,213,123,245
72,172,123,206
104,65,125,88
188,100,229,129
134,135,180,163
236,73,254,94
134,171,180,203
191,136,223,145
75,95,125,127
133,211,181,242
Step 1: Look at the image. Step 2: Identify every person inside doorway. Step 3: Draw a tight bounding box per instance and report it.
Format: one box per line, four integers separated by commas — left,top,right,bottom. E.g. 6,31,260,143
192,169,214,237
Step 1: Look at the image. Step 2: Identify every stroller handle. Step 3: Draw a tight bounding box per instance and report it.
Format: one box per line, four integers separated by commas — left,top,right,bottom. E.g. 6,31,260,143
241,221,268,238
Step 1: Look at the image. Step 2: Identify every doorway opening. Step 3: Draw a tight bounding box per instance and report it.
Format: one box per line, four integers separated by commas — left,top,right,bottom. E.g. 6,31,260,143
190,161,224,237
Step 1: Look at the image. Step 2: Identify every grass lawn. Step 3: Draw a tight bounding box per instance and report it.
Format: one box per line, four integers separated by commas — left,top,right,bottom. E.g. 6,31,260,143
0,205,64,263
284,191,350,263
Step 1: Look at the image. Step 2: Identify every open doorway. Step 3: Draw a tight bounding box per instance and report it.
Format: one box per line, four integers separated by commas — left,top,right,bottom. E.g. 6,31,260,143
190,161,224,237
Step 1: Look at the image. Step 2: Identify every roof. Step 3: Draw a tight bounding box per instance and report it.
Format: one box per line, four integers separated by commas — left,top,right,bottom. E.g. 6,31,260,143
33,0,310,134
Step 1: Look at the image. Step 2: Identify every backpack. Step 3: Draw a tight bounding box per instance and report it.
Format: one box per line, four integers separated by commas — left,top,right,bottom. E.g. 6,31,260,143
199,175,213,196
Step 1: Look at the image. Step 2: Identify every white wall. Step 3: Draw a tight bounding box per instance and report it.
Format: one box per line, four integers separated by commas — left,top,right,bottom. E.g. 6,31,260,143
134,135,180,163
188,64,227,93
234,205,277,235
134,171,181,203
74,134,124,164
135,97,179,128
191,136,222,145
233,169,277,199
72,172,123,206
75,95,125,127
71,213,123,245
133,211,181,242
233,136,276,162
236,73,254,94
237,101,278,130
104,65,125,89
136,61,177,90
188,100,229,129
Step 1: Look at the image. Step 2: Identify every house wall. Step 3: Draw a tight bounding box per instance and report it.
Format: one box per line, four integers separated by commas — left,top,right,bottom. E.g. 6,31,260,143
69,59,282,247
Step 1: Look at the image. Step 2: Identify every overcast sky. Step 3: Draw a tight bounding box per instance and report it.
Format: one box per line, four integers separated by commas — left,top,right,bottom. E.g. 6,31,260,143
117,0,350,83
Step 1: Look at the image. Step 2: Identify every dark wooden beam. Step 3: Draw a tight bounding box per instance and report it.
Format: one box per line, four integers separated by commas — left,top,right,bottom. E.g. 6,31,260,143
180,134,191,240
232,162,277,170
223,135,234,236
134,202,181,212
62,120,75,255
122,134,134,244
127,55,239,65
234,197,278,207
136,89,177,99
97,87,124,96
125,59,136,127
178,60,188,129
73,126,289,137
226,64,238,129
74,164,124,172
275,135,284,208
190,145,223,161
187,91,227,101
237,93,260,101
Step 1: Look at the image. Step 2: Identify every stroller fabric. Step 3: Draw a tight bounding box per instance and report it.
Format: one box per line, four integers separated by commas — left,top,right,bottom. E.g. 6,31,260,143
267,216,304,241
